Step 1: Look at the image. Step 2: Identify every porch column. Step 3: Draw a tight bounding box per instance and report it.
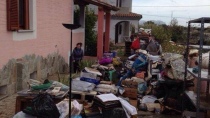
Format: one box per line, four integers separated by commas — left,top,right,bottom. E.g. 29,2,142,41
97,7,104,59
104,11,111,52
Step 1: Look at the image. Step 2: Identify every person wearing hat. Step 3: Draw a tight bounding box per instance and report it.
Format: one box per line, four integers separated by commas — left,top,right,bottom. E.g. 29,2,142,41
117,50,148,86
72,42,84,73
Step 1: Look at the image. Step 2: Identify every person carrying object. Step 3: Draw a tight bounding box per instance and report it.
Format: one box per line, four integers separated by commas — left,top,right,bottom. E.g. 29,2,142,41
117,50,148,86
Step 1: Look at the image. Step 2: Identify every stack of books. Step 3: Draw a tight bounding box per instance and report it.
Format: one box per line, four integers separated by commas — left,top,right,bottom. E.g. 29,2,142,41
92,93,121,110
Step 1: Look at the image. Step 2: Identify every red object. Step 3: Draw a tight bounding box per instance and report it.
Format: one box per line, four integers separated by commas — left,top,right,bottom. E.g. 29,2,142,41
130,39,140,50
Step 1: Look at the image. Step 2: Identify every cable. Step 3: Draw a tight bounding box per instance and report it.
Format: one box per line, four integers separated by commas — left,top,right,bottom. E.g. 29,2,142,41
133,5,210,7
141,14,194,19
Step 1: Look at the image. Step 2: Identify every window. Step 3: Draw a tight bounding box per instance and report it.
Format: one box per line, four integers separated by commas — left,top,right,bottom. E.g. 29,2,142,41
7,0,29,31
119,0,122,7
116,0,122,7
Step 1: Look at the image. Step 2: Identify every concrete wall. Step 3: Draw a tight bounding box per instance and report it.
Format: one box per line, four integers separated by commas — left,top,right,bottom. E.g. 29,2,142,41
0,53,67,97
122,0,132,11
0,0,82,69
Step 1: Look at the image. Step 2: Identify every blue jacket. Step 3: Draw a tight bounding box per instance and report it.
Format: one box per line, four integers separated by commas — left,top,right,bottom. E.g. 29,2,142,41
72,47,83,61
132,53,148,72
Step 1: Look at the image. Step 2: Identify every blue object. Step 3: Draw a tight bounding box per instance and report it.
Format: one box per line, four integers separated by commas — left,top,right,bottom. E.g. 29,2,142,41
80,77,100,85
192,66,199,73
138,82,147,94
112,51,117,57
71,115,82,118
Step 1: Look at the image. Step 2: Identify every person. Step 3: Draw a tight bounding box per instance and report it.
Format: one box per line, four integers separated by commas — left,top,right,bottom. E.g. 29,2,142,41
130,33,140,54
72,42,84,73
130,33,134,41
146,36,159,55
117,50,148,86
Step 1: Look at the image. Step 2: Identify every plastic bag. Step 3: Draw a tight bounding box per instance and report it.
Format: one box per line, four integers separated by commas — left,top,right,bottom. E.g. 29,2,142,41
23,93,60,118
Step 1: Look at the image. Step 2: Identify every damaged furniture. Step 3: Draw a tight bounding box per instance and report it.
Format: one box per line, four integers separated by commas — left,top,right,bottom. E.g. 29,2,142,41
184,17,210,118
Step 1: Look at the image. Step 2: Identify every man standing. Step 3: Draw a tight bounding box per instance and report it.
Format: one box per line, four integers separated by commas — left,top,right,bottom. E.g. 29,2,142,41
146,36,159,55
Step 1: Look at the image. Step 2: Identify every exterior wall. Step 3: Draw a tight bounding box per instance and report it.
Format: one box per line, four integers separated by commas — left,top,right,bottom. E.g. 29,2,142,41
110,19,139,42
0,0,79,68
72,29,85,56
121,0,132,12
104,0,117,6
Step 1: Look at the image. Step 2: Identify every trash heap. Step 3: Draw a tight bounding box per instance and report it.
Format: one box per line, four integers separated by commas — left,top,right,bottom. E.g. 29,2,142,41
70,50,195,117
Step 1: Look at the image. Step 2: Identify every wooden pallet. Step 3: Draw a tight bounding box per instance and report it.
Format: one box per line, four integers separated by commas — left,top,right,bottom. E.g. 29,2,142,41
72,90,97,102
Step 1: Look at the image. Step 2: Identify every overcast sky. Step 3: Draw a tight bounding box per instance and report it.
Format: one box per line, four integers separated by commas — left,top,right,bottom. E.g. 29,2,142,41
132,0,210,26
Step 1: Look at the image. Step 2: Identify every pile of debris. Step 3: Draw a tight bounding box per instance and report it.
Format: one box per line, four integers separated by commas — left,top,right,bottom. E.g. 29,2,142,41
70,50,195,117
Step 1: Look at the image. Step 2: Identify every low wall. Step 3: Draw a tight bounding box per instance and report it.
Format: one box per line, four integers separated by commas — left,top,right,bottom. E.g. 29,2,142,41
0,53,68,98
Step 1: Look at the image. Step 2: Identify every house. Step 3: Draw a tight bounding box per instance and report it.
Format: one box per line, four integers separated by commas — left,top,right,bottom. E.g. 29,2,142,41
0,0,82,98
74,0,119,59
89,0,142,44
0,0,119,99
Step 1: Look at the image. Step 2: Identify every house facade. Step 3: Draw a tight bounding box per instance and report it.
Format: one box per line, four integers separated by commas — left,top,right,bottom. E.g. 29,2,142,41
89,0,142,44
0,0,83,98
74,0,118,59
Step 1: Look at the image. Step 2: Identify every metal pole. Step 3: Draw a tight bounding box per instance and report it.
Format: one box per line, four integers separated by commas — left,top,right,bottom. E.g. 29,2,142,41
69,29,72,117
196,18,204,118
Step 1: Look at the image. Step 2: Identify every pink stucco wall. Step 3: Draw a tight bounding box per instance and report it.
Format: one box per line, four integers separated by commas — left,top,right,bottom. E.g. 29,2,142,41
0,0,83,68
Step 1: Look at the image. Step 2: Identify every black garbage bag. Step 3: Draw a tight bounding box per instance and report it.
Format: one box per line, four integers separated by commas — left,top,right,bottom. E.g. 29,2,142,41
103,107,127,118
23,93,60,118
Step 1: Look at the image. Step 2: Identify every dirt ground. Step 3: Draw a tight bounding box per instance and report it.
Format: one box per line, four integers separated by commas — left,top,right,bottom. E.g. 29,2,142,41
0,94,17,118
0,74,63,118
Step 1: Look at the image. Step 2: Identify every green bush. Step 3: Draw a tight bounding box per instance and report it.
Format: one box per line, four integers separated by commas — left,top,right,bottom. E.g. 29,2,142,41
78,59,96,71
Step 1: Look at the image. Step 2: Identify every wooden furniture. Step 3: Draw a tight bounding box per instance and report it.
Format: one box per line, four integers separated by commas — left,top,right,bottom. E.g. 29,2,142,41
15,95,65,113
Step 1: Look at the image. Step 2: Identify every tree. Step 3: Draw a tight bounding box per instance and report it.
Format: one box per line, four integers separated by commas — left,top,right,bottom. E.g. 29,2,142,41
170,18,178,26
74,7,97,56
169,18,185,43
141,22,171,44
130,24,135,34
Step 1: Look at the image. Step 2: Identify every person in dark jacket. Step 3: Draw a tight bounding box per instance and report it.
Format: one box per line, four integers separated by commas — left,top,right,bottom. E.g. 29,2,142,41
72,42,84,73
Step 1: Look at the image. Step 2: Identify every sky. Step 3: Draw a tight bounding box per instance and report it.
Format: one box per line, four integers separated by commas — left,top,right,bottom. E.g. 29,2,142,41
132,0,210,26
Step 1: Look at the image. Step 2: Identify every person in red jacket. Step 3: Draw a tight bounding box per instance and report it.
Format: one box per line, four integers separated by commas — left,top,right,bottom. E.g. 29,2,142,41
130,33,140,54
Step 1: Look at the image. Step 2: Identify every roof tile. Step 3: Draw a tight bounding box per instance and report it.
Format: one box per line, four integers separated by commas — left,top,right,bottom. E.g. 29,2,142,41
112,12,142,17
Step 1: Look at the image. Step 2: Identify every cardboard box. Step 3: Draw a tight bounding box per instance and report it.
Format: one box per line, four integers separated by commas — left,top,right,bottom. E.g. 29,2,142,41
122,80,138,88
122,87,137,99
129,99,137,108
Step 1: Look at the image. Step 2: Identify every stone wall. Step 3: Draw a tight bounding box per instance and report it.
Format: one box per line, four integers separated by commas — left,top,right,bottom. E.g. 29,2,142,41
0,52,68,97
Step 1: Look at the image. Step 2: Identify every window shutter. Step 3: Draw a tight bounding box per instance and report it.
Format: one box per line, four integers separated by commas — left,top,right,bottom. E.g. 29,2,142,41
7,0,19,31
24,0,29,29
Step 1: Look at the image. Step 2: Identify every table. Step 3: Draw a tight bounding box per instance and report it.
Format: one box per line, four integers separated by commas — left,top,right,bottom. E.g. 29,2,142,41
15,89,68,113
